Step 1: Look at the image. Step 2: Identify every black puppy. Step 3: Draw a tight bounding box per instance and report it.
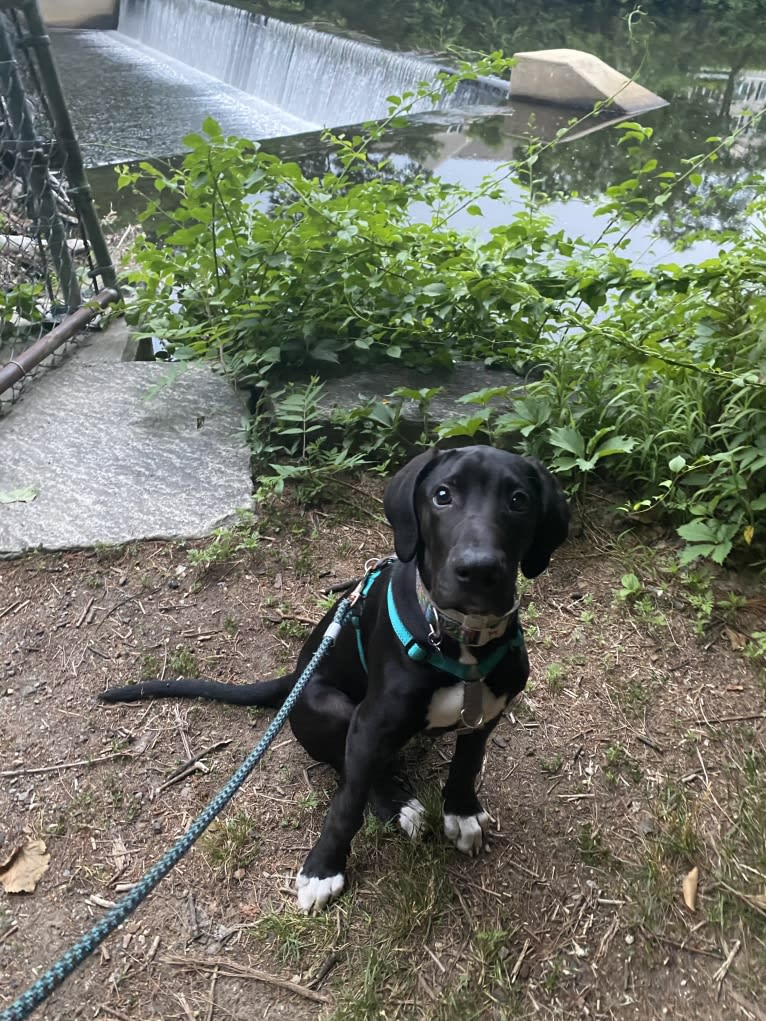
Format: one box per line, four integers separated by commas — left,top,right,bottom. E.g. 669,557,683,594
101,445,569,912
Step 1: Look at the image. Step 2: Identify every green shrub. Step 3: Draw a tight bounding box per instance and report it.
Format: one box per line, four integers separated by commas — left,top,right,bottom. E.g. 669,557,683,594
118,70,765,566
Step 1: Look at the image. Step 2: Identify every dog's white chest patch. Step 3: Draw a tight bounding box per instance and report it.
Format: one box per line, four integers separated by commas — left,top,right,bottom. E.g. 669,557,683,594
426,681,507,729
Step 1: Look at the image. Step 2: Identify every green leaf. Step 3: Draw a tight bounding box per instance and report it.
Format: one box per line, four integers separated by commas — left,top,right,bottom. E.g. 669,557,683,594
0,486,37,504
591,435,637,459
547,427,586,458
677,520,718,543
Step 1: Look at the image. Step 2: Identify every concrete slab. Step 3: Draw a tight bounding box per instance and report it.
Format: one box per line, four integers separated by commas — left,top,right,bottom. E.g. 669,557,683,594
0,353,253,555
511,49,667,115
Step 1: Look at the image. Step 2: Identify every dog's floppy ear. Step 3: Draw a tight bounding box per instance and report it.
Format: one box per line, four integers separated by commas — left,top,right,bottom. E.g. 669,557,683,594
383,448,441,562
521,458,570,578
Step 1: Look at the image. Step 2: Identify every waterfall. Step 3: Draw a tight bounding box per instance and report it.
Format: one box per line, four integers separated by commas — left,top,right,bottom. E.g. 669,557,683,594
117,0,506,128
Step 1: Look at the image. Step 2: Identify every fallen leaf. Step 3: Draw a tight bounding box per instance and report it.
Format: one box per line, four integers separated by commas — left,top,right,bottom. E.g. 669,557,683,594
0,841,22,871
683,865,699,911
723,627,748,651
0,487,37,505
0,840,50,893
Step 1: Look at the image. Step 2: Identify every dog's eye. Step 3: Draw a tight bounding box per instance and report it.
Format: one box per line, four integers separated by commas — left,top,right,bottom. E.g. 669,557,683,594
433,486,452,506
509,490,530,512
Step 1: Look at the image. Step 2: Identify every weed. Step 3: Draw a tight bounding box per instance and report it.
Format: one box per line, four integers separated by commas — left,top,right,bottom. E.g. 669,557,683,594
714,751,766,936
603,743,643,785
200,811,260,877
578,822,613,867
545,661,567,692
613,676,653,718
187,510,260,568
616,572,642,601
540,754,564,775
105,778,141,822
167,645,199,677
743,631,766,663
524,600,540,622
276,619,311,641
138,653,161,681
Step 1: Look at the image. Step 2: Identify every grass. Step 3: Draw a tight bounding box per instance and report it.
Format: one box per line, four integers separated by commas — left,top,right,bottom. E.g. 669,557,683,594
199,811,261,877
714,751,766,955
250,790,535,1020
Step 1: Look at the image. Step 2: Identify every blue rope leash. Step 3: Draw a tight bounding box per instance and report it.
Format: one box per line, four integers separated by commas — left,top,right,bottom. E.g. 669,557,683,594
0,599,351,1021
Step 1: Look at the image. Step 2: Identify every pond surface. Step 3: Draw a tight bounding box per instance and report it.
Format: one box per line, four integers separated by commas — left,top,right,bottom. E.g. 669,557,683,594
51,0,766,259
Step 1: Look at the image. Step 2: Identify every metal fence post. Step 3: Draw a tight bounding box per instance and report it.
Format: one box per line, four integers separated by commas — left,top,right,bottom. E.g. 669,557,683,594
20,0,118,293
0,9,81,311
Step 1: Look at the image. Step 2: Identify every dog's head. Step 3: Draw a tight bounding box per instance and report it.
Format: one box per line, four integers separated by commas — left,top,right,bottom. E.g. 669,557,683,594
383,445,569,616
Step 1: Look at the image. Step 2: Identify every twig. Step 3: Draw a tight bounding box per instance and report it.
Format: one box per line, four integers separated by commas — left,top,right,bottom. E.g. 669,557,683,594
155,762,206,793
327,476,384,505
100,1008,135,1021
713,939,741,989
0,599,27,620
729,987,766,1021
205,965,219,1021
188,893,200,941
715,878,766,917
322,577,358,596
0,923,19,945
639,927,721,959
510,939,531,983
0,746,142,778
158,740,232,790
160,954,331,1004
174,992,196,1021
309,951,342,988
75,596,95,628
693,713,766,726
635,734,664,754
174,707,194,762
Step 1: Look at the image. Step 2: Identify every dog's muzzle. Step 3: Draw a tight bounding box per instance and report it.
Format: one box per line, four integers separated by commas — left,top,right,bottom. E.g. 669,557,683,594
416,572,519,648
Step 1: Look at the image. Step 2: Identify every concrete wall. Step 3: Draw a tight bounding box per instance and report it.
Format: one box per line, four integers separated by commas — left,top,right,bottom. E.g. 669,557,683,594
39,0,118,29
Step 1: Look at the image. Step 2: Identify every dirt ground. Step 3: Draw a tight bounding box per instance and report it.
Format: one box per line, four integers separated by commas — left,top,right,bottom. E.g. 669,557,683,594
1,486,764,1021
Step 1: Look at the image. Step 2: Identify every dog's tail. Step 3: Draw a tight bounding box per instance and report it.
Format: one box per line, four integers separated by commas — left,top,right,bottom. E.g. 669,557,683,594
99,674,296,708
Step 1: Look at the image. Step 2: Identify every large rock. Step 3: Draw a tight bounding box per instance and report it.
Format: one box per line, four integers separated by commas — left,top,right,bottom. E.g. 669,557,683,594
319,362,524,438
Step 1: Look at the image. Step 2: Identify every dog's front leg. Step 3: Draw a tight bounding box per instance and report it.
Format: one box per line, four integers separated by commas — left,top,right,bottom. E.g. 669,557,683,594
442,721,498,856
296,702,415,914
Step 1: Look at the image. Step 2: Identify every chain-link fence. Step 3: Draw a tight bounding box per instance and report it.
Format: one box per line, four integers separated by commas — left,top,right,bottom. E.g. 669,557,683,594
0,0,119,414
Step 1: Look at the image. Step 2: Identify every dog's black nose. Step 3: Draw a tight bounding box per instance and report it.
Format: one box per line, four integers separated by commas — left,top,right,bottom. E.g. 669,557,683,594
452,551,504,588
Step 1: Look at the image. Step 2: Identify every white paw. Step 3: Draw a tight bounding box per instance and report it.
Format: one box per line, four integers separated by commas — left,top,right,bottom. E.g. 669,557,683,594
398,798,426,839
295,869,344,913
444,812,490,856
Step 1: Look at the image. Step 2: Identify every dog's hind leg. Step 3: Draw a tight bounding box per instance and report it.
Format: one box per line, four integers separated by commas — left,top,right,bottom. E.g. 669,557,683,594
289,676,358,773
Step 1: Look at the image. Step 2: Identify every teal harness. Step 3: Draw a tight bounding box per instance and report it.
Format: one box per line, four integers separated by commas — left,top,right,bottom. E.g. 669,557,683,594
351,560,525,684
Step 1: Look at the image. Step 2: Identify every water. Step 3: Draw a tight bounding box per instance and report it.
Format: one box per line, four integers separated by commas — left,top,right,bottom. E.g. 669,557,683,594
117,0,505,126
51,29,315,166
49,0,765,254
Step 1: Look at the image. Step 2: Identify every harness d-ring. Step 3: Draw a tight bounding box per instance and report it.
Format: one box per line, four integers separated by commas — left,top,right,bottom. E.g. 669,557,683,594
460,708,484,729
